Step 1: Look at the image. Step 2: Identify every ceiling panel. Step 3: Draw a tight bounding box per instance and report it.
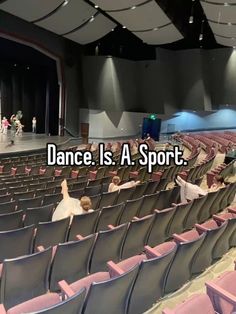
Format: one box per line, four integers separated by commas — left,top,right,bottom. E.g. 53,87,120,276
90,0,146,11
134,25,183,45
64,13,116,44
201,2,236,23
109,1,169,30
0,0,63,22
36,0,96,35
214,34,236,46
209,22,236,37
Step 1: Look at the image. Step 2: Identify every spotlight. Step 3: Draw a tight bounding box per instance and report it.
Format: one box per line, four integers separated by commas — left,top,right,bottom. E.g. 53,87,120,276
94,4,99,8
63,0,69,7
189,16,194,24
122,26,127,29
131,6,136,10
199,33,203,41
14,64,17,67
27,66,30,70
89,16,95,22
153,27,158,31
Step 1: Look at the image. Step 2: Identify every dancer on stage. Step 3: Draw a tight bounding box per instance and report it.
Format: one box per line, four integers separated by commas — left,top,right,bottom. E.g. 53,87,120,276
2,117,11,134
32,117,37,133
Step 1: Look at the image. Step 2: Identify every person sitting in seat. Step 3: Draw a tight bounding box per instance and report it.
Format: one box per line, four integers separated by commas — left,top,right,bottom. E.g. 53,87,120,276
52,179,83,222
80,196,94,213
175,175,226,203
108,176,140,193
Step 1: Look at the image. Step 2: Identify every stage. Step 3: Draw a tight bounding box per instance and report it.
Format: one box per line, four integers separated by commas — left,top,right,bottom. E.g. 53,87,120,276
0,133,81,157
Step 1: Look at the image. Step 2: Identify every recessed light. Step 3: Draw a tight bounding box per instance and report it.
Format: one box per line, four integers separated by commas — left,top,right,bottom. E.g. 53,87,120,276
199,33,203,41
153,27,158,31
94,5,99,8
189,16,194,24
89,16,95,22
122,26,127,29
131,6,136,10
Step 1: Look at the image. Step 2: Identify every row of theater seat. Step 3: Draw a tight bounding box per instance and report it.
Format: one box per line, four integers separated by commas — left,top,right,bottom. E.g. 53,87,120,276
163,261,236,314
0,204,236,314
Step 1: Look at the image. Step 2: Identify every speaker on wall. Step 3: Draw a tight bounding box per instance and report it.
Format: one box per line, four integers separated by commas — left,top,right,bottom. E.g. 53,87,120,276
142,117,162,141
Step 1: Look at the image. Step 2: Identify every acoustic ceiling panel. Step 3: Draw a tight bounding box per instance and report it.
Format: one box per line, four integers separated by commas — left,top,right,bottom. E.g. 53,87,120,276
36,0,96,35
64,13,116,44
0,0,63,22
201,1,236,23
134,24,183,45
201,1,236,46
92,0,152,11
109,1,169,30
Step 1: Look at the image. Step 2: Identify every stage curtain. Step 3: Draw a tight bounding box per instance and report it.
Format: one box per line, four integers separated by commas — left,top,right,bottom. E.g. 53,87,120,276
0,63,59,134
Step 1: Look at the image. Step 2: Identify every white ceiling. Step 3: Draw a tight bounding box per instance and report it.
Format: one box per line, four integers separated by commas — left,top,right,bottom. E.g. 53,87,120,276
201,1,236,47
0,0,115,44
90,0,183,44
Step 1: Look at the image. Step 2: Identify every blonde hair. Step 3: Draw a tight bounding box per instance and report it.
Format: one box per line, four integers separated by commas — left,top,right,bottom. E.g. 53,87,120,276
80,196,92,212
112,176,121,185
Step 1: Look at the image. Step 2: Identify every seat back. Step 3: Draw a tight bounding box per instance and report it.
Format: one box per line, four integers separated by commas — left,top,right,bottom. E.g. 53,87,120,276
90,224,128,273
0,225,34,263
119,197,143,225
0,200,16,215
116,187,135,204
43,193,62,206
132,183,148,199
96,203,124,232
24,204,54,226
84,185,101,197
98,190,118,208
138,193,158,217
122,215,154,259
50,235,96,291
0,210,23,232
83,265,139,314
34,217,70,250
68,210,100,240
1,247,52,310
17,196,43,213
13,191,35,201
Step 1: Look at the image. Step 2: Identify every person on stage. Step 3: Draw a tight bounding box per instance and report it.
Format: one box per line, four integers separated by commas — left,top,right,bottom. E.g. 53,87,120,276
32,117,37,133
2,117,11,134
15,119,24,136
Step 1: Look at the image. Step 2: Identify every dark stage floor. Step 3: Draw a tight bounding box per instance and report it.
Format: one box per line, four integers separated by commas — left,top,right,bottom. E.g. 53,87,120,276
0,132,78,156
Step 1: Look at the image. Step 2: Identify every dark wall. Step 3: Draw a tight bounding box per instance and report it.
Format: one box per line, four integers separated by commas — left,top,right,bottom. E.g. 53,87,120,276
0,10,84,136
82,47,236,114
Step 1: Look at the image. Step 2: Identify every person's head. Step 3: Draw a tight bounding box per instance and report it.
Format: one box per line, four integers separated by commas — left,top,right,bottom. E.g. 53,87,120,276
213,175,225,186
112,176,121,186
80,196,92,212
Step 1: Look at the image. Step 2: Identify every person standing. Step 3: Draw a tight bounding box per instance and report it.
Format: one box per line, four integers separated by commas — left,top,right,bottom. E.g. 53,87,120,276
2,117,11,134
32,117,37,133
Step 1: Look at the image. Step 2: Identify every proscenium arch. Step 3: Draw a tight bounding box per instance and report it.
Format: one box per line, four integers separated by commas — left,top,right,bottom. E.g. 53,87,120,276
0,29,65,136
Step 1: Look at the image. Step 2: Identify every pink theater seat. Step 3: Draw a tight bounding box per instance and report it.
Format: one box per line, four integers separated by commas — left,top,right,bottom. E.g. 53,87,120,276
70,170,79,179
162,294,215,314
6,293,61,314
206,271,236,314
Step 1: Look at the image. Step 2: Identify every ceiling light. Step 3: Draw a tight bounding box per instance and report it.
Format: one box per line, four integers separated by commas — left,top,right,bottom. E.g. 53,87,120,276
224,2,229,6
63,0,69,7
153,27,158,31
189,15,194,24
122,26,127,29
94,5,99,8
14,64,17,67
131,6,136,10
111,28,114,31
89,16,95,22
199,33,203,41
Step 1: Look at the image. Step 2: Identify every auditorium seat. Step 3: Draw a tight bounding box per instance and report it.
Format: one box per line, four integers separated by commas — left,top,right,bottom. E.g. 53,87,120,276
1,247,52,310
98,190,119,208
24,204,54,226
50,234,96,291
0,201,16,215
155,189,173,210
96,203,124,232
0,188,8,196
89,194,101,210
147,207,176,246
162,294,215,314
191,220,227,274
28,183,46,191
109,242,177,314
0,211,23,232
206,271,236,314
43,193,62,206
17,196,43,213
118,197,143,225
0,195,12,204
90,224,128,273
68,265,139,314
131,182,148,199
69,188,84,199
0,225,34,264
184,195,207,230
116,187,135,204
13,191,35,202
71,181,87,190
121,215,154,260
138,193,157,217
34,218,70,250
168,201,192,235
198,190,220,223
84,185,101,197
35,188,55,197
164,231,206,293
145,180,159,195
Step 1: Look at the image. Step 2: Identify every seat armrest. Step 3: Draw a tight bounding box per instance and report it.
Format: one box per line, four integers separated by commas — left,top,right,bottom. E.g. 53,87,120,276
37,246,45,252
173,234,186,243
195,224,208,233
76,235,84,241
213,215,226,223
108,224,115,230
58,280,75,298
144,245,161,258
206,281,236,303
162,309,174,314
0,305,6,314
228,207,236,214
107,261,124,277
